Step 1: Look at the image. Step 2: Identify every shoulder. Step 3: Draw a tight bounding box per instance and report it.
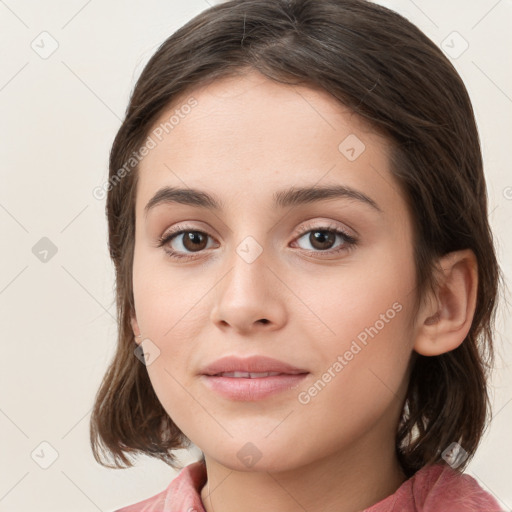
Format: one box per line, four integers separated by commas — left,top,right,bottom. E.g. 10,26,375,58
113,460,207,512
366,463,504,512
412,463,503,510
113,488,169,512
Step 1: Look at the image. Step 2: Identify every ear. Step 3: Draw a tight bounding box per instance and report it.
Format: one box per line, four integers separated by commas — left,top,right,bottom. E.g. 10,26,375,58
413,249,478,356
130,310,142,345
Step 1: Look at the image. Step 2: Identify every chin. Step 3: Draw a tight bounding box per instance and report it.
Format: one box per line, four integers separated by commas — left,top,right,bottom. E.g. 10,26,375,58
202,438,308,474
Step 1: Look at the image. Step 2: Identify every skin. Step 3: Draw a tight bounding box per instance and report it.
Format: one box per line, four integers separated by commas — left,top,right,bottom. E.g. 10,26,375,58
130,70,478,512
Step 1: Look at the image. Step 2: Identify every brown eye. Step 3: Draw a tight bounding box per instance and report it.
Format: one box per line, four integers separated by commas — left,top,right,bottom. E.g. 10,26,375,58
180,231,209,252
308,230,337,250
293,224,358,257
157,227,217,260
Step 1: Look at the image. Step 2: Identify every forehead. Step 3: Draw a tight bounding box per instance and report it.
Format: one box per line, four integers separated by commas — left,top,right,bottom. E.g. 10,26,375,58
151,70,379,152
135,70,402,219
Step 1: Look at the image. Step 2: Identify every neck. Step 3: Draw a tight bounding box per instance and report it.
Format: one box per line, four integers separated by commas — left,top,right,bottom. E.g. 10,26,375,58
199,430,407,512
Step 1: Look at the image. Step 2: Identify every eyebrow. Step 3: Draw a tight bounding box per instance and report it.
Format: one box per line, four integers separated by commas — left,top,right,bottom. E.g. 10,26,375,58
144,184,381,218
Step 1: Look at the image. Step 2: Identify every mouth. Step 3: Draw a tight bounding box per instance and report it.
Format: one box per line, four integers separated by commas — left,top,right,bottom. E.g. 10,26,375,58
199,355,309,401
210,371,296,378
200,354,308,376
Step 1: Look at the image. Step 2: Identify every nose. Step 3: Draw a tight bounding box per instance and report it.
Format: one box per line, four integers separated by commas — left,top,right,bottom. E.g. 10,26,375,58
210,243,287,335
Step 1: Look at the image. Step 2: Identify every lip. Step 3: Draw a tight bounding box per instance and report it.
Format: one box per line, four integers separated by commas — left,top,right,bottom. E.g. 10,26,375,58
201,373,309,401
199,355,309,401
200,355,308,376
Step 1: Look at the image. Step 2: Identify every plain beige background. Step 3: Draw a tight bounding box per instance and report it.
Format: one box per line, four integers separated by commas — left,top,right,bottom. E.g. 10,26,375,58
0,0,511,510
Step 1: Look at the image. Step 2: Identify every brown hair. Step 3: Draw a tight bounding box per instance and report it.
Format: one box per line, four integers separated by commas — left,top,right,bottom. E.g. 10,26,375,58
90,0,501,477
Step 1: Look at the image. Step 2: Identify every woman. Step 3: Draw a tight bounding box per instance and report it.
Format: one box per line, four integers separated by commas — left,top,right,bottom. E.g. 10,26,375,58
90,1,504,510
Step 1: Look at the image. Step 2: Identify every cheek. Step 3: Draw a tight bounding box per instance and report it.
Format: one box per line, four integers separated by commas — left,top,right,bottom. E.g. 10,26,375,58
293,253,416,410
298,297,414,404
132,250,214,342
290,306,414,465
131,261,209,418
294,250,415,353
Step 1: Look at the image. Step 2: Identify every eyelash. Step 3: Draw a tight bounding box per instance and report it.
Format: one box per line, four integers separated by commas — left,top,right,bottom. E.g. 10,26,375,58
156,222,358,261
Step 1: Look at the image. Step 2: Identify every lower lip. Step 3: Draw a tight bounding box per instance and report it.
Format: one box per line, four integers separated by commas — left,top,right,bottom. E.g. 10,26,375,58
201,374,309,401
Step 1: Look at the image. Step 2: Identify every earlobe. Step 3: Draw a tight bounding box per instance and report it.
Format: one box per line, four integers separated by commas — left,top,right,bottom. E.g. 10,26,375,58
413,249,478,357
130,312,142,345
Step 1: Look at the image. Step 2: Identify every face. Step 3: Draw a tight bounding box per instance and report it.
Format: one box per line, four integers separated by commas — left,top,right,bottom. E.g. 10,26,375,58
131,70,419,472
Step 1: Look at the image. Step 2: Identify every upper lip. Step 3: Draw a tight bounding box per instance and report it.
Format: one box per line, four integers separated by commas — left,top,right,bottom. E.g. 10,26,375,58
200,355,309,376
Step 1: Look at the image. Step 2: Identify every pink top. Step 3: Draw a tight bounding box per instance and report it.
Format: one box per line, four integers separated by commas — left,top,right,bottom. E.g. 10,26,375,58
115,460,504,512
